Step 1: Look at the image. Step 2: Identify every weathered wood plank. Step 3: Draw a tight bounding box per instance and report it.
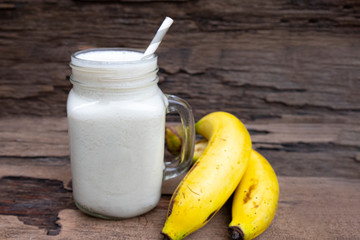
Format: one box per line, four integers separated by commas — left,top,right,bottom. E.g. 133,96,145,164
0,2,359,238
0,176,75,236
0,0,359,125
0,176,359,239
0,157,72,190
1,117,358,179
0,116,358,238
0,117,69,157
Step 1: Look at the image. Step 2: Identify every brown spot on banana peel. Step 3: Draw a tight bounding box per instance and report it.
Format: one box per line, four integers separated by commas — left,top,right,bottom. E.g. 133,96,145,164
228,226,245,240
243,184,256,204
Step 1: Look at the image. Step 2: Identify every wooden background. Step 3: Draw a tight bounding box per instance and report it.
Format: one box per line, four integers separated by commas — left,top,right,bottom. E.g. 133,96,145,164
0,0,359,239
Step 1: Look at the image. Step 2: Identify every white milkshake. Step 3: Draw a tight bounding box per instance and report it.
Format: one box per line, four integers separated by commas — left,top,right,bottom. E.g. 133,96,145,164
67,48,195,219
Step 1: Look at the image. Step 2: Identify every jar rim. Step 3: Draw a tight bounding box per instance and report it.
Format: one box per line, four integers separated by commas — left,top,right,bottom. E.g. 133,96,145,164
71,48,157,68
70,48,159,88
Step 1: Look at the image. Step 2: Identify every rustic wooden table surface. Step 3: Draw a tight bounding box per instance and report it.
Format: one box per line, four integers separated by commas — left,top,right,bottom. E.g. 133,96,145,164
1,0,359,239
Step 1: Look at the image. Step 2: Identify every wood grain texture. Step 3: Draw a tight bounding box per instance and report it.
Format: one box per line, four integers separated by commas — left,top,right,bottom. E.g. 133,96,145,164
0,176,75,236
0,1,359,239
2,117,358,179
0,175,359,239
0,116,358,238
0,0,359,124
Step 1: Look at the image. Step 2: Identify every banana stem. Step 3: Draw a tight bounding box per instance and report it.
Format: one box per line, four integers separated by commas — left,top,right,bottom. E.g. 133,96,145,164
228,226,245,240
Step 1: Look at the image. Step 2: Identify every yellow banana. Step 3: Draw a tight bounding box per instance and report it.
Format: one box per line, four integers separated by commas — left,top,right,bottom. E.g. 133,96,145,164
192,139,208,163
165,124,183,156
165,122,279,240
162,112,252,240
229,150,279,240
165,123,208,164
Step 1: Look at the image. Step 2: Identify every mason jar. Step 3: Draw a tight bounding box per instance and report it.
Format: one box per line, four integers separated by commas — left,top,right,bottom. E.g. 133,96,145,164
67,48,195,219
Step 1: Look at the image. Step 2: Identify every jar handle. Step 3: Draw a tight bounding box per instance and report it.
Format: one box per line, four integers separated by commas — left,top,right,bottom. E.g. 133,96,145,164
163,95,195,181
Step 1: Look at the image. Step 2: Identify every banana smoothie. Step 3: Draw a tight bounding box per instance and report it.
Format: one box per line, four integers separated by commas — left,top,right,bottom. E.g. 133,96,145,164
68,48,195,219
68,49,167,218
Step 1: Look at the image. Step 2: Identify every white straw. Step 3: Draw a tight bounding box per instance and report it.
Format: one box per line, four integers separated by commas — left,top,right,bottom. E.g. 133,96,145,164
142,17,174,59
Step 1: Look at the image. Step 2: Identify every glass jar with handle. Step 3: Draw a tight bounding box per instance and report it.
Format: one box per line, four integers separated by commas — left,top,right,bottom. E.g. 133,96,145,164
67,48,195,219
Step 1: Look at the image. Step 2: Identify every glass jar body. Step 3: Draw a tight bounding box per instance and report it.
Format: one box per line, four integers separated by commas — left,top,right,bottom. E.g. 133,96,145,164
67,83,168,219
67,48,195,219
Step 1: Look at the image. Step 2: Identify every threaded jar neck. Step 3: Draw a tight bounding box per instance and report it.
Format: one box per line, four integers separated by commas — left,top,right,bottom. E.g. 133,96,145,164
70,48,158,89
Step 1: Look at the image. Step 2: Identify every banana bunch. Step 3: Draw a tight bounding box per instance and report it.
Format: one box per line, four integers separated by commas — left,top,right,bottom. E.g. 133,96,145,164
162,112,252,240
162,112,279,240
